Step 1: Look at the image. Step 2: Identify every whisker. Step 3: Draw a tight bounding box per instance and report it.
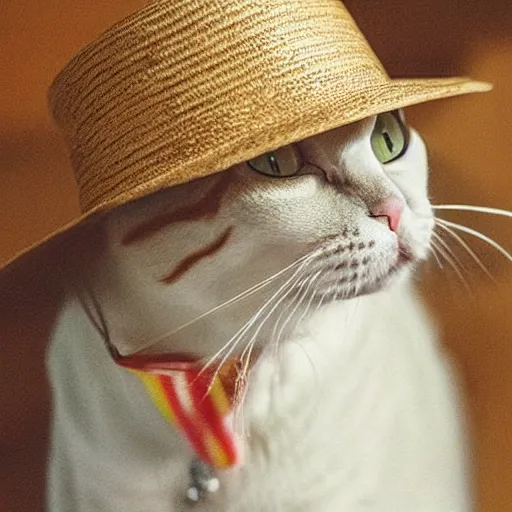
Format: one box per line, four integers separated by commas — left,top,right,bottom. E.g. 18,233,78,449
270,272,322,369
437,218,512,263
200,256,315,376
431,233,471,291
238,268,310,378
432,232,467,273
433,204,512,218
239,274,303,368
293,340,318,380
428,240,444,269
288,274,323,337
267,272,314,362
202,255,318,407
196,262,311,417
232,268,311,426
315,283,332,311
270,271,313,345
435,221,495,281
274,271,322,350
441,252,472,292
141,252,315,352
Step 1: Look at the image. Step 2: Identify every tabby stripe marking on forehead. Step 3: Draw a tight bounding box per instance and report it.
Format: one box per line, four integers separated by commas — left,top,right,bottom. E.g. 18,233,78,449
121,173,232,245
160,227,233,285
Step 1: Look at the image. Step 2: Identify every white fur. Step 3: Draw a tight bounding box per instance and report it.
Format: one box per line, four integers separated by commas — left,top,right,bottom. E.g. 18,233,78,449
47,114,471,510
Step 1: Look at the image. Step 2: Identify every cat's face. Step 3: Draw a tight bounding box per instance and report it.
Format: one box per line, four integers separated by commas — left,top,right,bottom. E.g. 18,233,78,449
90,111,433,357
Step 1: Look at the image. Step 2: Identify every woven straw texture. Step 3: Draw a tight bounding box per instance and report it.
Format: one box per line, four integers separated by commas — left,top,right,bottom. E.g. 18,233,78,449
3,0,490,270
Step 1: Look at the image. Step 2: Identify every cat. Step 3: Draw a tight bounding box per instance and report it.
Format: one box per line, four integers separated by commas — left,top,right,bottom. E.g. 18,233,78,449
47,110,470,511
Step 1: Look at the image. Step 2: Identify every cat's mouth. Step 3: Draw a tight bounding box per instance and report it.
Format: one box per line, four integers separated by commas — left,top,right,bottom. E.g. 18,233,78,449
306,238,416,301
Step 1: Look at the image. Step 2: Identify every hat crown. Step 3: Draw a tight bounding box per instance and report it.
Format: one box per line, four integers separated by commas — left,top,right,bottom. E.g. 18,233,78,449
49,0,388,212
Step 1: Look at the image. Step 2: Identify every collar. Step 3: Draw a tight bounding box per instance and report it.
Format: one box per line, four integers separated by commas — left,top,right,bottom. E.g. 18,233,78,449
114,352,249,469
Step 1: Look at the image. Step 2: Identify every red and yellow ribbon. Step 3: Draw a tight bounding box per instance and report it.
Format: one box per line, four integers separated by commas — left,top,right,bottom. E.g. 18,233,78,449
116,354,242,469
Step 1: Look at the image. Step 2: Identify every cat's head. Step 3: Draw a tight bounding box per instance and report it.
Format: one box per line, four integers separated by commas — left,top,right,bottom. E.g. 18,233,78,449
87,110,433,357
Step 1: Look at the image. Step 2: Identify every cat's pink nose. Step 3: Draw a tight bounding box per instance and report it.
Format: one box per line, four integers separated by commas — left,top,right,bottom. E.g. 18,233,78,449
370,198,404,233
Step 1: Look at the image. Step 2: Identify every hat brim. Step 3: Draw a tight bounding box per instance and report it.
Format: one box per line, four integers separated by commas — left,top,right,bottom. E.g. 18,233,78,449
1,76,491,273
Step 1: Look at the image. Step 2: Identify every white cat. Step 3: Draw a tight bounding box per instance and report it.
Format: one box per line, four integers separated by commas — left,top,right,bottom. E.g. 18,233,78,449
47,111,469,511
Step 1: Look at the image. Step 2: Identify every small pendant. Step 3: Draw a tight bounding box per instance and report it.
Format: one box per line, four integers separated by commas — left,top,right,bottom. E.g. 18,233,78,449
186,458,220,504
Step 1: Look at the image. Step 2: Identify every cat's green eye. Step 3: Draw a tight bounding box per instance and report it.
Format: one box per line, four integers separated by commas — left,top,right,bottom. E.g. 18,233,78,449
247,145,302,177
371,110,410,164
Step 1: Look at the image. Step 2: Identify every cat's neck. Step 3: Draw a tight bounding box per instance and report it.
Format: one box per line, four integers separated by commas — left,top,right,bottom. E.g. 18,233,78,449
222,278,468,512
243,276,424,435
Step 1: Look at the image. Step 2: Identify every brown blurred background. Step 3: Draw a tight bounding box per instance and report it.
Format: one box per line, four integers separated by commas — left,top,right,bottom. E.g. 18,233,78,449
0,1,511,510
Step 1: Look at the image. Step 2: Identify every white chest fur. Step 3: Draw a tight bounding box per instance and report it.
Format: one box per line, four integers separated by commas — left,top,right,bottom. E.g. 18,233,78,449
47,279,469,511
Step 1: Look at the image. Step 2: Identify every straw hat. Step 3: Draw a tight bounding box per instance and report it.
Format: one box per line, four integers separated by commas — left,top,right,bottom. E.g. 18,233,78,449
2,0,491,272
